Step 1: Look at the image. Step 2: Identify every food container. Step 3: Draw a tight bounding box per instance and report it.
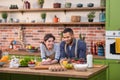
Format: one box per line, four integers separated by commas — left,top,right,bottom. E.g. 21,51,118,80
73,64,88,71
71,16,81,22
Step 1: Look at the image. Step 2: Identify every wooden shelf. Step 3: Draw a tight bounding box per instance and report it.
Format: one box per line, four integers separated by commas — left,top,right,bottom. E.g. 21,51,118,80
0,7,105,12
0,22,105,26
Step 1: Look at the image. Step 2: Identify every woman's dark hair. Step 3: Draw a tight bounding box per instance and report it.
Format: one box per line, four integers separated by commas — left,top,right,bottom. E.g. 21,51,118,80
44,33,55,42
62,28,74,34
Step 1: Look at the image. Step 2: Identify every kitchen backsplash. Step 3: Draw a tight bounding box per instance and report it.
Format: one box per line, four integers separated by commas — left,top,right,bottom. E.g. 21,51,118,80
0,26,105,50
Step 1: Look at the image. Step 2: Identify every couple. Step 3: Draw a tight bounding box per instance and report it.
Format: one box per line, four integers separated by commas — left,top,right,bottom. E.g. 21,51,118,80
40,28,86,65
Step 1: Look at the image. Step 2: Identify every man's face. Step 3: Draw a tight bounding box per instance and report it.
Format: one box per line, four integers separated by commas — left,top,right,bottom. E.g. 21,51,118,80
63,32,74,45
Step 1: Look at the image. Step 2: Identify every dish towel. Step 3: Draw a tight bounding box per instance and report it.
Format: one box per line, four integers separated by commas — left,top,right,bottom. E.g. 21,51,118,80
115,38,120,53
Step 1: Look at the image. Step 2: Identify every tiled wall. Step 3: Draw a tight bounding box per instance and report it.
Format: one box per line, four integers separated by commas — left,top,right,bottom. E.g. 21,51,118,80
0,26,105,50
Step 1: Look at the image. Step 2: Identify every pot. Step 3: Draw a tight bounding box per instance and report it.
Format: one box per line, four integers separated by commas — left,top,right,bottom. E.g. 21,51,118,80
77,3,83,8
53,3,61,8
87,3,94,7
65,2,72,8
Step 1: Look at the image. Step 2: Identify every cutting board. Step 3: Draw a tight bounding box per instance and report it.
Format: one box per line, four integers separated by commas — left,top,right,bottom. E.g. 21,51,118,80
30,65,50,70
93,64,104,68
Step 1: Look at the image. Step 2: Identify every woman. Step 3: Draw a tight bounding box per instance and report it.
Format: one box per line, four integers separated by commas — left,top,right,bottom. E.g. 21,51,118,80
40,33,60,65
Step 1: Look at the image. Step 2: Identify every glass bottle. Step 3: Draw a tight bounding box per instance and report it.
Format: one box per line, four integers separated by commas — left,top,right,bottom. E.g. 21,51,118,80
87,47,93,68
99,10,105,22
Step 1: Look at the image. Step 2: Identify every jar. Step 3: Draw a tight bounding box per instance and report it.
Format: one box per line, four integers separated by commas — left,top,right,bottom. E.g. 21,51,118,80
99,11,105,22
98,46,104,56
87,53,93,68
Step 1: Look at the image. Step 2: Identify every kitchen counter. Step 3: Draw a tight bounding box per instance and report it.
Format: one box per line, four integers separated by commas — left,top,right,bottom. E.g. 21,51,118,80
0,64,108,80
8,50,105,59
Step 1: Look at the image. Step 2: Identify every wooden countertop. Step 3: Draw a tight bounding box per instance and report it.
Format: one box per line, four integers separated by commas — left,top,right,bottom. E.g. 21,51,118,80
0,65,108,79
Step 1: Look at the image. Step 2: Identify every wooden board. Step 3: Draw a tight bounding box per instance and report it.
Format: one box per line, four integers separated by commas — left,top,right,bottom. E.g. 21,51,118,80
30,65,49,70
93,64,104,68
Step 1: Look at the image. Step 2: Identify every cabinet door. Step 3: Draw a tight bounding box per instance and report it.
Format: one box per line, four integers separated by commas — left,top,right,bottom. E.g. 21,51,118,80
43,76,68,80
106,60,120,80
11,74,40,80
106,0,120,30
0,73,10,80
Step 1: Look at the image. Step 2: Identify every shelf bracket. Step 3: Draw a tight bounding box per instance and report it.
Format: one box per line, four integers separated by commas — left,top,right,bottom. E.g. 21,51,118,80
64,10,66,14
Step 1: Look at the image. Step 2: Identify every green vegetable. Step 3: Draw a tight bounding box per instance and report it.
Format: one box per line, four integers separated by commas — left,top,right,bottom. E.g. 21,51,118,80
19,57,31,66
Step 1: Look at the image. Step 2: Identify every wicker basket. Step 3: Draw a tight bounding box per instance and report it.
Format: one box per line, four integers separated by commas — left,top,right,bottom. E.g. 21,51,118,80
71,16,81,22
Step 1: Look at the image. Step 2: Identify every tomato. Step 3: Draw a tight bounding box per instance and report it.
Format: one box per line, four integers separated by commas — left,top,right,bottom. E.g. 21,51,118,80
76,61,80,64
70,59,75,63
28,61,35,64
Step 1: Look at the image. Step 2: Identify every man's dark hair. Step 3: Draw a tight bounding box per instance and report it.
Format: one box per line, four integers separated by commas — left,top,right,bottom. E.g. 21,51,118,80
62,28,74,34
44,33,55,42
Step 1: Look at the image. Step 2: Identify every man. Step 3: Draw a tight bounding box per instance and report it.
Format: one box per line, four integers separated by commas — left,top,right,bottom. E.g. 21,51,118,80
60,28,86,62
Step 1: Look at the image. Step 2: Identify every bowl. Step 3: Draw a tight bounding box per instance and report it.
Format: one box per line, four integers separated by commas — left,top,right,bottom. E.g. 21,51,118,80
28,64,35,67
0,62,6,67
73,64,88,71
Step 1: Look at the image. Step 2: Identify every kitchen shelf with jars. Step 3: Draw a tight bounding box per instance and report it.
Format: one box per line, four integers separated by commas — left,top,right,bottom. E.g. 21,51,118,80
0,0,106,27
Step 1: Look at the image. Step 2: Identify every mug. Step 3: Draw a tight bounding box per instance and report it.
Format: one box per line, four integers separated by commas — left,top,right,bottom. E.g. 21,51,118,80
53,17,60,23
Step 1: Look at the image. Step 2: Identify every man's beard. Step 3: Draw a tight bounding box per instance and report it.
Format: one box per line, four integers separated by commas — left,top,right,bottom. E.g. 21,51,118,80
67,38,73,45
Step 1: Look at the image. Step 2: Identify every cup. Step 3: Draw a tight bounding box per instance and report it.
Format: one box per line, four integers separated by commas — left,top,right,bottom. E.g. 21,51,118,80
53,17,60,23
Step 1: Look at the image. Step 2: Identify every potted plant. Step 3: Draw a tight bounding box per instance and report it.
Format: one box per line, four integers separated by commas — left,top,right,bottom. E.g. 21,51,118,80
41,12,46,22
1,12,8,23
38,0,44,8
87,11,95,22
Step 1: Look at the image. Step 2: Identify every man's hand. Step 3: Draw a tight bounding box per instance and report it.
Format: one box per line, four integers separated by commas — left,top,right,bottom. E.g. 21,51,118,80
60,58,67,64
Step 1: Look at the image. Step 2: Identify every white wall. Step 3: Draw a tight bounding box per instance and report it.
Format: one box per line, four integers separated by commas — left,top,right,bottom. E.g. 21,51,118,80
0,0,101,22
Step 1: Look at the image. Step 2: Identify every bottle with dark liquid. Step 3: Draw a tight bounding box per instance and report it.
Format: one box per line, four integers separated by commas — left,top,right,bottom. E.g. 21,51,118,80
90,41,94,54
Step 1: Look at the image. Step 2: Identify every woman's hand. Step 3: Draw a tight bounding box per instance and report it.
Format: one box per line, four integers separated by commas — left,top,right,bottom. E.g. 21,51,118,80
41,61,51,65
41,58,52,65
51,59,58,64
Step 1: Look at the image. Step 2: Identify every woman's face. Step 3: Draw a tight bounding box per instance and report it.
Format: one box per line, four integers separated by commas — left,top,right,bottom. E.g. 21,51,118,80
44,38,55,49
